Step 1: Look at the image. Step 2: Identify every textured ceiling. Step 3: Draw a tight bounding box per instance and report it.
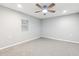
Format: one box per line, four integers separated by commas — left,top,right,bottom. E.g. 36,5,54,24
0,3,79,19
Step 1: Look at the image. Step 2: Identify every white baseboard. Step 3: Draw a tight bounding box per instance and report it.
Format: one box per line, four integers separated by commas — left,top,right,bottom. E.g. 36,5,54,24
42,35,79,44
1,35,79,50
0,36,40,50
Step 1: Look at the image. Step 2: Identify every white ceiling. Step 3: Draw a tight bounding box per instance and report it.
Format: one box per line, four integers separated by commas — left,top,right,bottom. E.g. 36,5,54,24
0,3,79,19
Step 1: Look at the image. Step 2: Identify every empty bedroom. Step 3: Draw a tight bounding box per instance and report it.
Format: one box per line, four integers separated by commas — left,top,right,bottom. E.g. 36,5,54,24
0,3,79,56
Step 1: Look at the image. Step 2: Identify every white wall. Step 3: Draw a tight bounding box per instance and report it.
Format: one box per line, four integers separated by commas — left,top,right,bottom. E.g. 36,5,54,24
42,13,79,43
0,6,40,48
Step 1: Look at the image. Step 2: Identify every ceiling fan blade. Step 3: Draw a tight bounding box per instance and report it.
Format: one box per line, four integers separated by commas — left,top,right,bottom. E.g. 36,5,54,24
48,10,55,13
48,3,55,8
36,4,42,9
35,11,41,13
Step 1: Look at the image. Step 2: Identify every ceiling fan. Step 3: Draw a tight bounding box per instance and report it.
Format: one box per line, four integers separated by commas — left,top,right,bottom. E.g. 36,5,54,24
35,3,55,15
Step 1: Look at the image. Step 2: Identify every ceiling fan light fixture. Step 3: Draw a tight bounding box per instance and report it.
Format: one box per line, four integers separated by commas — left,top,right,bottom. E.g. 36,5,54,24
42,9,48,13
35,3,55,15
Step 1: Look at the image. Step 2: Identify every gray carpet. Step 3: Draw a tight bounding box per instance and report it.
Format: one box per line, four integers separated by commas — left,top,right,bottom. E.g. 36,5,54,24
0,37,79,56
